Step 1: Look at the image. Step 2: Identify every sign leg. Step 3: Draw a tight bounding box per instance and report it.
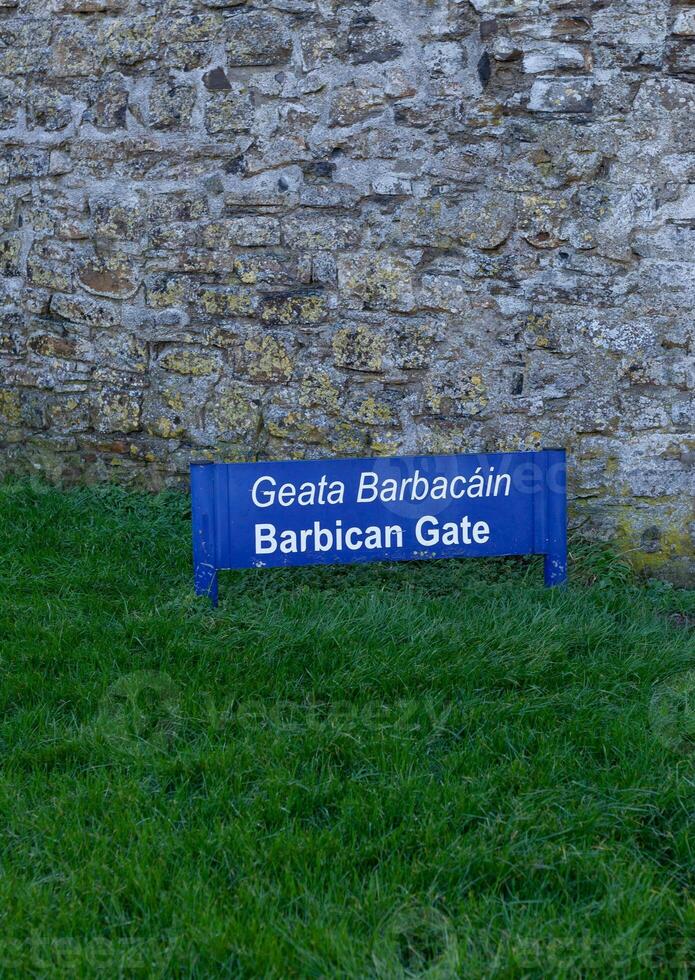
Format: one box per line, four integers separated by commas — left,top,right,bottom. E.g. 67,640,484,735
191,461,219,607
543,448,567,586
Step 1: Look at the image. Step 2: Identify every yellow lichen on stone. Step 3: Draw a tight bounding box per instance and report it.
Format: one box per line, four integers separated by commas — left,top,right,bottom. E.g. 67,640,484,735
244,335,293,381
331,423,366,455
424,386,442,414
0,389,21,424
355,396,394,425
298,370,341,413
345,262,409,308
163,388,186,413
148,279,185,309
332,326,385,372
370,434,401,455
199,288,254,317
266,411,325,444
160,350,218,376
616,510,692,571
148,416,184,439
525,313,552,347
209,386,257,437
233,259,258,284
95,391,141,433
261,295,325,325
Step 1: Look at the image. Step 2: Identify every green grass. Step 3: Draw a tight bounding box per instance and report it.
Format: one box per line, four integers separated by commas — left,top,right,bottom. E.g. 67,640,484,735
0,479,694,978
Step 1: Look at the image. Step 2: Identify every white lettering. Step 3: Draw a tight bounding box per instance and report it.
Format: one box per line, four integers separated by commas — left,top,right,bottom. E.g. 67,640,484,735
252,476,276,508
297,482,315,506
278,482,295,506
467,467,484,498
450,476,467,498
280,529,297,553
441,521,458,546
415,515,439,546
357,471,378,503
414,514,483,547
494,473,511,497
327,481,344,505
364,526,382,549
255,523,277,553
430,476,448,500
473,520,490,543
412,470,429,501
459,515,472,544
381,478,398,502
314,521,333,552
345,527,362,550
384,525,403,548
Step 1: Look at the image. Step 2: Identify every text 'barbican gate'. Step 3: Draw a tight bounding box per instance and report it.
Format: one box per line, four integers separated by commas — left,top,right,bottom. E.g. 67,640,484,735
191,449,567,606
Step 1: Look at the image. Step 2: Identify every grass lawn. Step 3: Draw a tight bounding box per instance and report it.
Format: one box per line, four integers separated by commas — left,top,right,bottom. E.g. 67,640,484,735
1,479,694,978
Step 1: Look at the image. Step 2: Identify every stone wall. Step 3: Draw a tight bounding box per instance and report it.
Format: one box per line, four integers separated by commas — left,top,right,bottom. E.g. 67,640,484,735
0,0,693,581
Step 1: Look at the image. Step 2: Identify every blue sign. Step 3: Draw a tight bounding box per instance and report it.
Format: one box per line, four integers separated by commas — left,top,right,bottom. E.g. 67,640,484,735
191,449,567,606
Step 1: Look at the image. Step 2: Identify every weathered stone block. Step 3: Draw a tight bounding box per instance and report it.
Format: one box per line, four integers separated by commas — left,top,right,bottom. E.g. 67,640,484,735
457,194,516,250
673,10,695,36
518,193,570,249
239,333,295,382
0,388,22,424
0,237,21,277
0,21,51,76
204,90,254,134
148,80,196,130
529,78,595,113
149,194,208,225
28,333,79,360
91,389,141,434
522,44,587,74
101,17,158,66
202,218,281,248
159,348,220,377
51,23,104,76
78,255,141,300
593,3,668,69
27,243,73,292
6,148,50,180
203,67,231,92
207,381,260,439
225,13,292,66
332,325,387,372
52,0,124,10
201,0,246,8
422,364,490,418
338,253,415,311
420,275,471,314
50,293,120,329
329,85,385,127
145,275,187,310
0,82,22,128
90,196,148,244
195,286,257,318
469,0,539,11
26,88,74,131
344,14,403,64
83,76,129,130
282,215,361,250
259,290,329,325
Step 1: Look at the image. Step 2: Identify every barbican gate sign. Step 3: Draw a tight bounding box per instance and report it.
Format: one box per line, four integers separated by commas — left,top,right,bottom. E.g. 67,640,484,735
191,449,567,606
